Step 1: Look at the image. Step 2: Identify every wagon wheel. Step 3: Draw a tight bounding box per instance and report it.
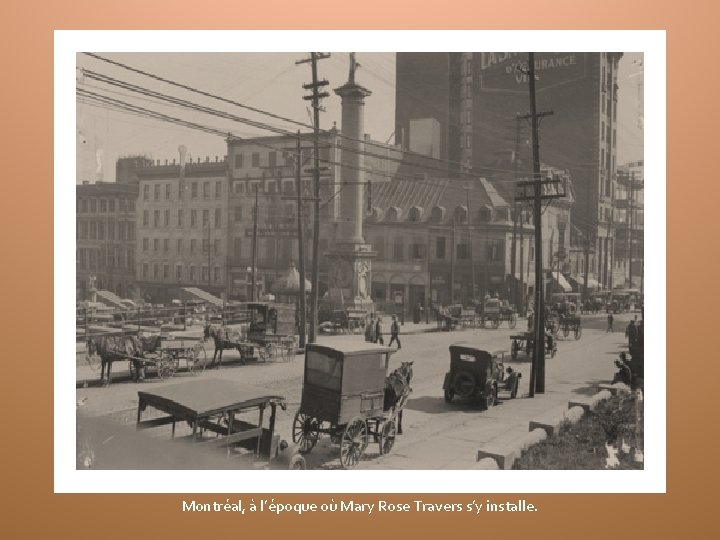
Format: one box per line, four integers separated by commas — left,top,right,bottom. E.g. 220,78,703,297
340,417,368,469
452,370,476,399
292,411,319,454
189,342,207,374
509,314,517,329
574,325,582,340
379,419,397,455
485,385,497,409
444,388,455,403
156,352,176,379
491,317,500,329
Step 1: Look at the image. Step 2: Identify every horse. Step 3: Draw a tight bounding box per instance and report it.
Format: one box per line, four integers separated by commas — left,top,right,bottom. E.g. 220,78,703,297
383,361,414,435
204,324,247,368
87,334,145,385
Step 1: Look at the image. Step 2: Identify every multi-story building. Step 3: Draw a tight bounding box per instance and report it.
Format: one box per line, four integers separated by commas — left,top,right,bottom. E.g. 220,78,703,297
395,52,623,291
135,156,229,303
76,181,138,301
364,170,573,314
613,160,644,289
226,131,401,299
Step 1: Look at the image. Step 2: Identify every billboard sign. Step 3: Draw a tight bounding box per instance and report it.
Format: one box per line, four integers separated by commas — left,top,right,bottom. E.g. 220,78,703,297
478,52,588,93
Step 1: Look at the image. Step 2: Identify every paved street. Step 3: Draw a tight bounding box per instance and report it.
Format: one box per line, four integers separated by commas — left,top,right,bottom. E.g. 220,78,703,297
76,312,637,469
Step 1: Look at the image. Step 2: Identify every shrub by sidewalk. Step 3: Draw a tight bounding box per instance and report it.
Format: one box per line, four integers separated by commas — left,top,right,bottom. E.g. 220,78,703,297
512,392,644,470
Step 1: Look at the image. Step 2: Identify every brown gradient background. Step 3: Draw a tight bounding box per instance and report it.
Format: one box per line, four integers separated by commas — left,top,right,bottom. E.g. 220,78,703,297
2,0,712,537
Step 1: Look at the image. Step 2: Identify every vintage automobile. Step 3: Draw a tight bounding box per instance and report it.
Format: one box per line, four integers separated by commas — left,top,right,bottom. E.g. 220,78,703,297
443,345,521,408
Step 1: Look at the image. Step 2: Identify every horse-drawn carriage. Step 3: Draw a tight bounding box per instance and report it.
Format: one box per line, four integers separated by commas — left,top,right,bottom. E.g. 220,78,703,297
291,341,412,469
549,293,582,340
204,302,297,366
443,345,521,407
479,298,518,329
86,333,207,385
510,331,557,360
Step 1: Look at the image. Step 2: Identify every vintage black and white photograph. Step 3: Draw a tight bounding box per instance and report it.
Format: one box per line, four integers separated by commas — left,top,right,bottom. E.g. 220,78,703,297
70,39,650,479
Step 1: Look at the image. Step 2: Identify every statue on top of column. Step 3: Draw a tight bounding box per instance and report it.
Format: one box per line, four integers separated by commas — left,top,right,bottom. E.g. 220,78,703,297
348,52,360,84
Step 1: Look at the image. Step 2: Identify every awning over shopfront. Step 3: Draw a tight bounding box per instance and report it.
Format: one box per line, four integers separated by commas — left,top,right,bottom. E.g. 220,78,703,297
556,273,572,292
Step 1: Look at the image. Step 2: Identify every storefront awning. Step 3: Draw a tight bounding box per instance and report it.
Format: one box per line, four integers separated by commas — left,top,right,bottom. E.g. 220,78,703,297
557,273,572,292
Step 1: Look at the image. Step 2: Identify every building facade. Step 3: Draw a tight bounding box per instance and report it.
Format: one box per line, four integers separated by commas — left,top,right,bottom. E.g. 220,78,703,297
135,156,229,303
612,160,644,289
395,52,623,292
76,182,138,301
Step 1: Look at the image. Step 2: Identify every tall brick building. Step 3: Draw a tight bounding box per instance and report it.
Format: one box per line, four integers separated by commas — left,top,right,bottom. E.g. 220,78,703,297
395,52,623,289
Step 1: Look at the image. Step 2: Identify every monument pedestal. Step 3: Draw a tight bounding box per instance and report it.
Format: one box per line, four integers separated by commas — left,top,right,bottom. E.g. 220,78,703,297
327,242,375,311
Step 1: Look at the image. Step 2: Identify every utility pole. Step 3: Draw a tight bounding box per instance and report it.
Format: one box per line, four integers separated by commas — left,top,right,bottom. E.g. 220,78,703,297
297,52,330,344
251,185,258,302
295,131,307,349
627,170,634,288
464,182,476,302
515,53,561,396
510,116,521,310
449,220,456,304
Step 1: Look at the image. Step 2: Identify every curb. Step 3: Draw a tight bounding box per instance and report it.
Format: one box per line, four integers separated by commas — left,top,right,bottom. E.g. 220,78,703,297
475,384,630,469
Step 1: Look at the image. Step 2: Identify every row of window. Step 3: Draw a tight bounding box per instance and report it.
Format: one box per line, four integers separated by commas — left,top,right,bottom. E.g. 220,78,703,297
142,180,223,201
141,262,222,283
142,208,223,229
232,178,313,197
77,197,135,214
372,236,505,262
77,247,134,271
232,147,329,171
77,220,135,241
141,237,222,255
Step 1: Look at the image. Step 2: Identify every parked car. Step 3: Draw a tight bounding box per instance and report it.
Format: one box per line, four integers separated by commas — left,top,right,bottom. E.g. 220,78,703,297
443,345,521,408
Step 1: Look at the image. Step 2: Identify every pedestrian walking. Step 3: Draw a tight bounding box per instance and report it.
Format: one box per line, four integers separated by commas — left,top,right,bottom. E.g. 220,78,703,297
364,314,374,342
626,318,638,348
389,315,401,349
374,316,384,345
607,313,614,332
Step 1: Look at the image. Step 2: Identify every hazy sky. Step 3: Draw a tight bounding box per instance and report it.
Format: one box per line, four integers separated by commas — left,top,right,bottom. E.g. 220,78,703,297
76,52,643,182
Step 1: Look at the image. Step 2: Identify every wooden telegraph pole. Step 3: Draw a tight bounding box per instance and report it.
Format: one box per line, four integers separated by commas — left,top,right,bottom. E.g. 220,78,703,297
251,185,258,301
295,131,307,348
297,52,330,343
515,53,563,396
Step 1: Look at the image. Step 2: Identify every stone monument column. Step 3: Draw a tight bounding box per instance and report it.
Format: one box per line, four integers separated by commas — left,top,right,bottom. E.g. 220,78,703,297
327,54,375,308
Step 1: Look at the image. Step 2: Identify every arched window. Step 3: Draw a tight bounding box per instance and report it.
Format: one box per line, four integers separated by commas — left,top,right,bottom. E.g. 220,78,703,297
453,205,468,223
430,206,446,222
386,206,402,222
408,206,424,222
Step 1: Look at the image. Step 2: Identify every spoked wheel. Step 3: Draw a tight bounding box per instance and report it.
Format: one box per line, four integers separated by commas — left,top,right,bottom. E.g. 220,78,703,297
189,342,207,374
340,417,368,469
156,353,176,379
292,411,319,454
379,419,397,455
574,326,582,340
509,314,517,329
